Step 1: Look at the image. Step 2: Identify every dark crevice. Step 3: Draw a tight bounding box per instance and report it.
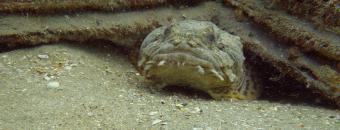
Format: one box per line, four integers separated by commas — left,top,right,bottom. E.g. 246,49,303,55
244,48,337,109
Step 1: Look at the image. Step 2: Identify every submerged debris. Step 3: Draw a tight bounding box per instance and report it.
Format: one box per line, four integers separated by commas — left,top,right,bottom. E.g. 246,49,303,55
0,0,167,14
269,0,340,34
225,0,340,107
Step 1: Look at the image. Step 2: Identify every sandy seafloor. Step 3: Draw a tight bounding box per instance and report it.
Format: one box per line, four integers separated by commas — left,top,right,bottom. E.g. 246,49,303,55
0,42,339,130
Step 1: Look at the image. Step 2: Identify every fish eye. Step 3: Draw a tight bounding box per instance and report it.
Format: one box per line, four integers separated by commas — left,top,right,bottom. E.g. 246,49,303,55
164,26,172,36
207,33,215,43
217,43,225,50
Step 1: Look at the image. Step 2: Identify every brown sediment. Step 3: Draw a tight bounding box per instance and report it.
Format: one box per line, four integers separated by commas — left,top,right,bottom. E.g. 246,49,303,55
0,0,204,15
0,21,159,50
242,40,340,107
268,0,340,34
224,0,340,62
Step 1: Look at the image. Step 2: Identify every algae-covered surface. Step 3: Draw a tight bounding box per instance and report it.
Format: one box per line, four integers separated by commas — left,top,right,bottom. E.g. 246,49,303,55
0,43,339,129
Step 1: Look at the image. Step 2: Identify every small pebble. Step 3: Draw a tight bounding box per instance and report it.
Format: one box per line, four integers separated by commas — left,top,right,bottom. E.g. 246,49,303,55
47,81,60,89
87,112,94,117
271,106,279,111
64,15,70,19
1,55,8,58
176,103,184,108
44,75,51,81
70,63,78,67
336,115,340,120
176,103,188,108
190,107,202,114
38,54,49,59
65,66,72,70
20,56,27,60
181,14,187,19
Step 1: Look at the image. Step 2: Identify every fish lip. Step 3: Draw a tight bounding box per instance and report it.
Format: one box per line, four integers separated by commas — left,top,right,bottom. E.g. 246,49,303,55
153,52,210,66
156,48,211,62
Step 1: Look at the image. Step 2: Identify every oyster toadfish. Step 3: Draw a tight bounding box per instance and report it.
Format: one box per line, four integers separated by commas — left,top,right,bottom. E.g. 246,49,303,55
138,20,260,100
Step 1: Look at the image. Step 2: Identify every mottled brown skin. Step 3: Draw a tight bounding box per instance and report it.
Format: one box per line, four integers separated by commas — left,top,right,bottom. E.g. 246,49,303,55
138,20,260,100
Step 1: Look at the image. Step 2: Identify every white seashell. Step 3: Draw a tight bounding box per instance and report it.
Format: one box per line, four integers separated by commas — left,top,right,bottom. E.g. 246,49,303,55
38,54,49,59
157,60,166,66
47,81,60,89
152,119,162,125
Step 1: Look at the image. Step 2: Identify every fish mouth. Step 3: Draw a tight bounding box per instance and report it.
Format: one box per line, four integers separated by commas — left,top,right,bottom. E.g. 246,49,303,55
140,51,227,82
144,50,215,70
155,52,213,67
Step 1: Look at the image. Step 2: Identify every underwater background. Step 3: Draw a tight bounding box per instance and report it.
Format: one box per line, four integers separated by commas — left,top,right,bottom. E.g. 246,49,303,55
0,0,339,129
